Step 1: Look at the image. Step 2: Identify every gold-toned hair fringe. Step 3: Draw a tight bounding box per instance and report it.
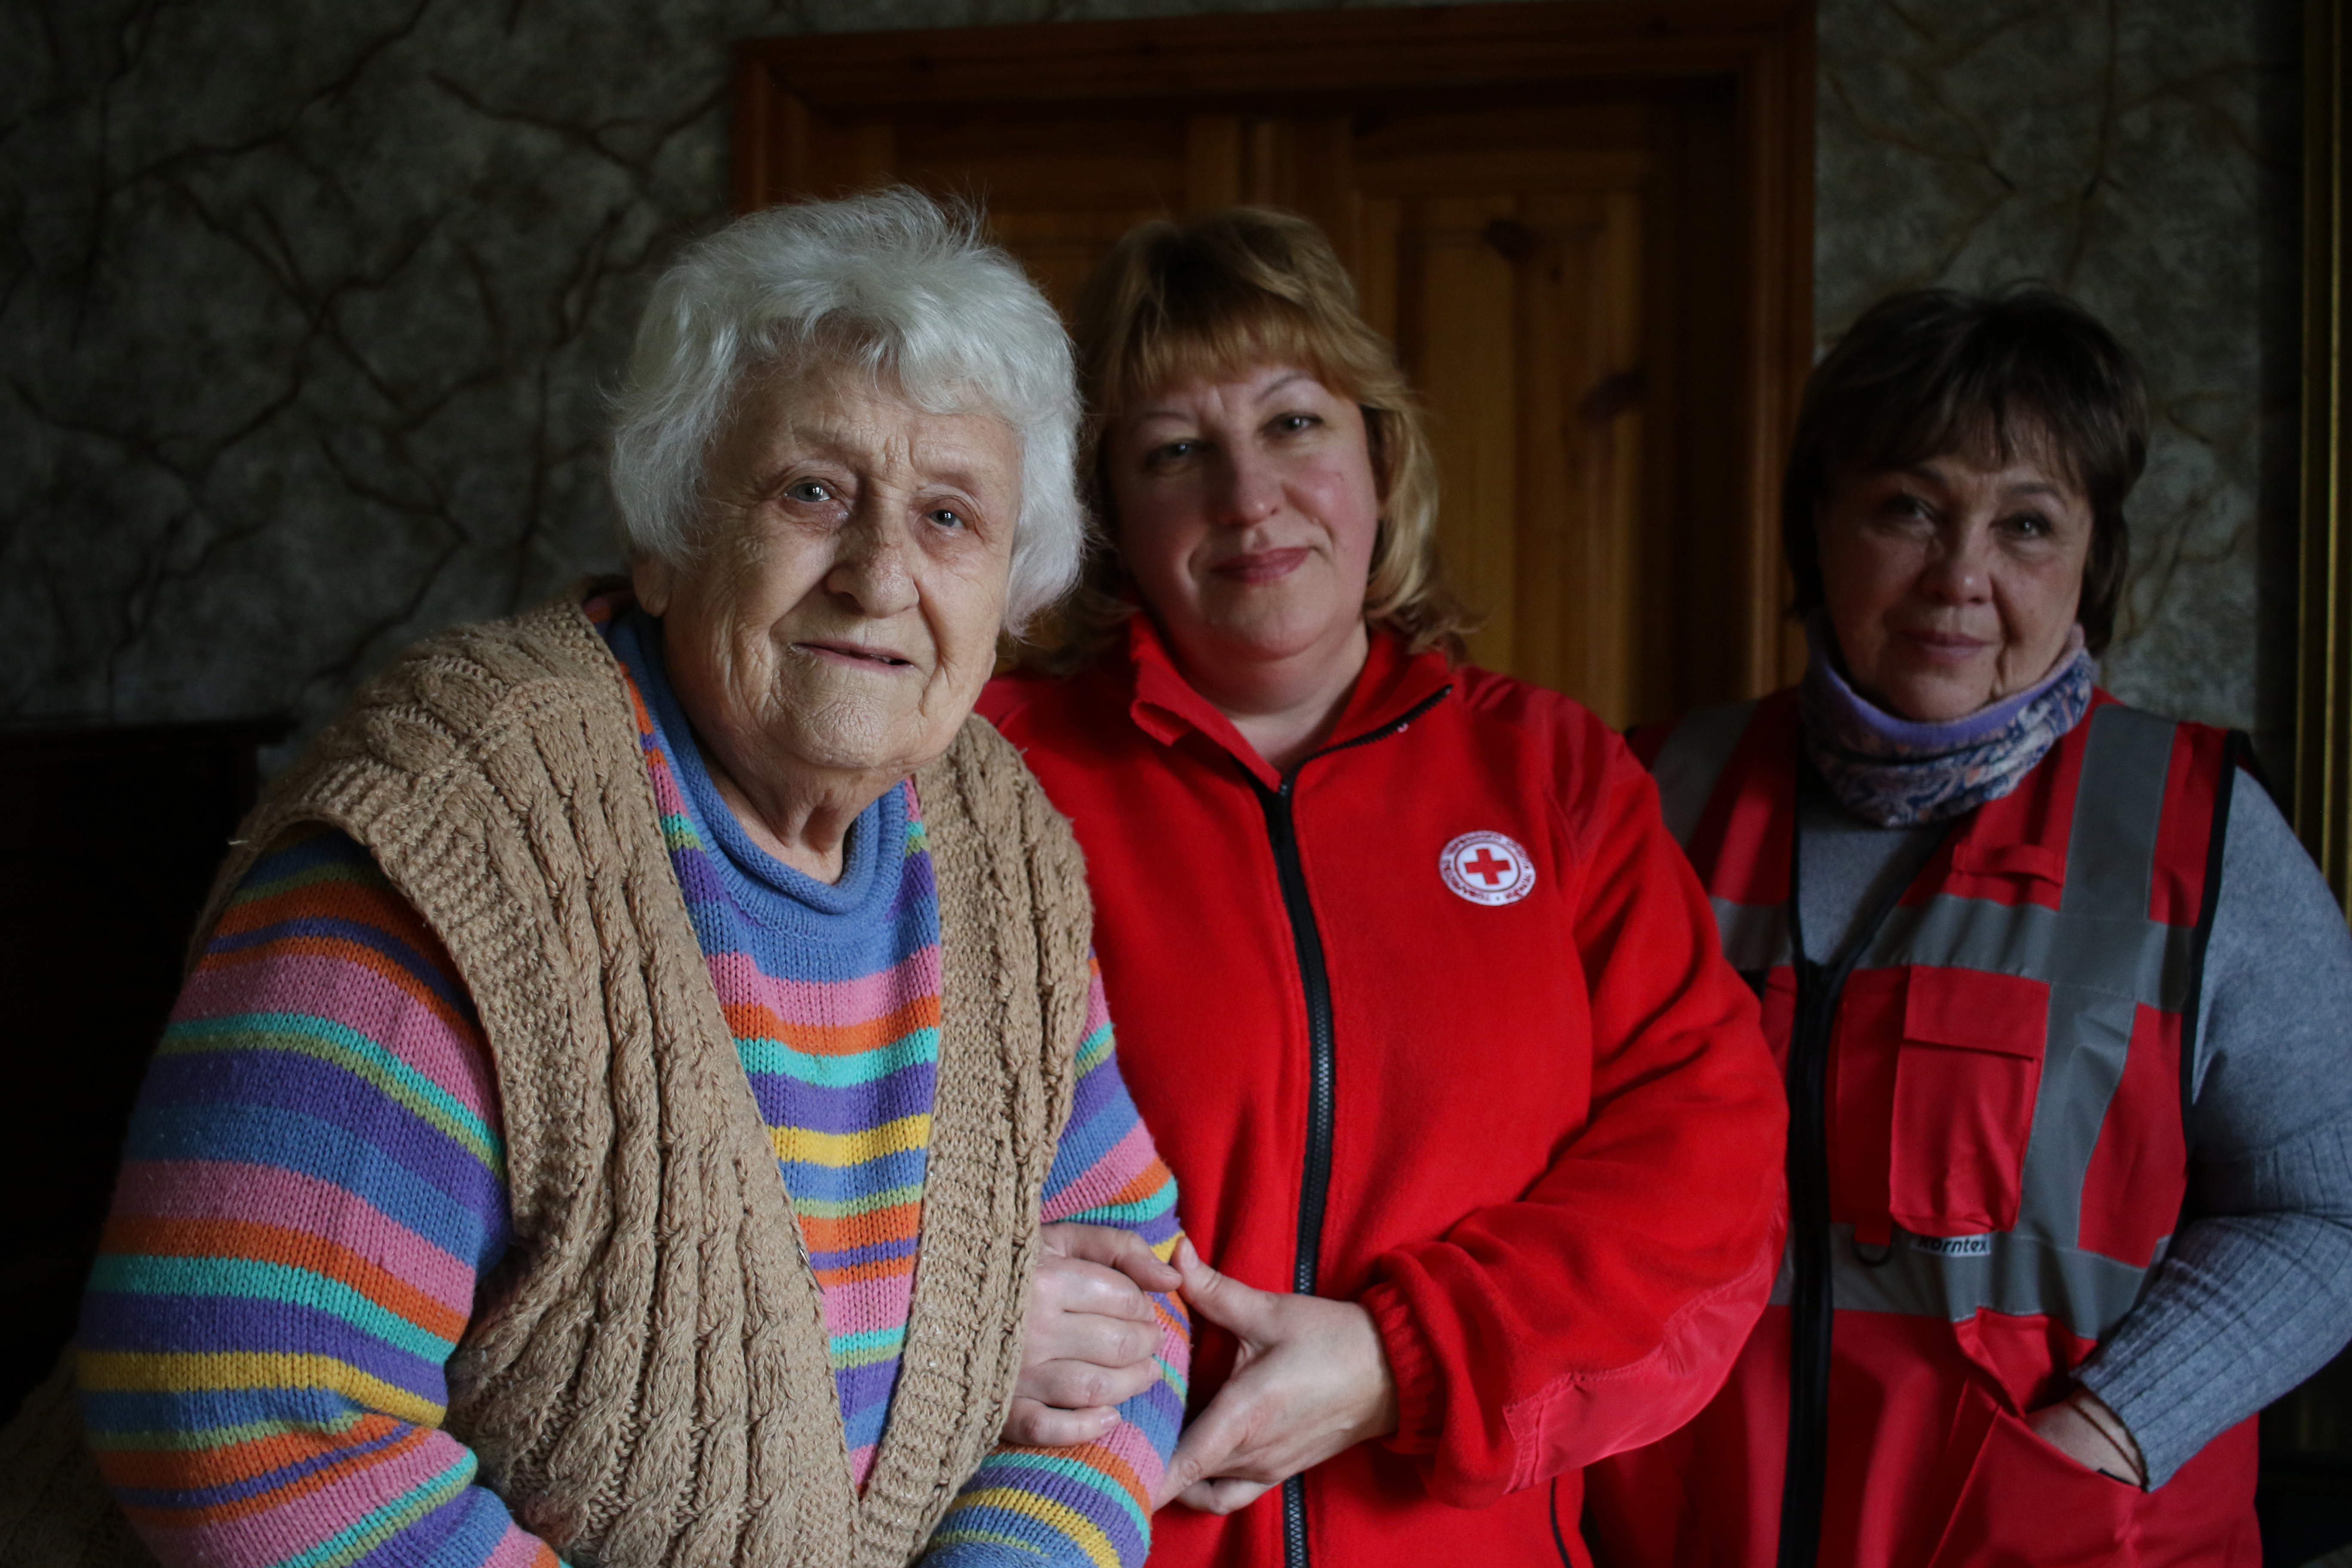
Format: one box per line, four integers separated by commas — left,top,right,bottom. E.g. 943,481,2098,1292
1026,206,1478,672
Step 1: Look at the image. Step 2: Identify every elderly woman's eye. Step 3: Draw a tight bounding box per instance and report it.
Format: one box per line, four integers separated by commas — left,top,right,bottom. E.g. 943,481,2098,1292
928,506,968,531
784,479,836,504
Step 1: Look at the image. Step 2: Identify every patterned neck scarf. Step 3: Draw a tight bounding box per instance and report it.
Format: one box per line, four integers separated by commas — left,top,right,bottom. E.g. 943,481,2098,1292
1799,619,2095,826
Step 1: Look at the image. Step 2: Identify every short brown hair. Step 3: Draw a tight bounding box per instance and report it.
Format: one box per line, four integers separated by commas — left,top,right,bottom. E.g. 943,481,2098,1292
1784,286,2147,654
1048,207,1474,665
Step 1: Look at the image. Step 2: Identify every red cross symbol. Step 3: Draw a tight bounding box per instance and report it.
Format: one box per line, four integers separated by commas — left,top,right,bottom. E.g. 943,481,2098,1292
1441,830,1535,906
1462,846,1515,885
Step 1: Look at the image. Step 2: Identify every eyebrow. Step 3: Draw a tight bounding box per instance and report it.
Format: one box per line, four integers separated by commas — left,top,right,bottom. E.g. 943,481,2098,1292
1127,370,1320,426
757,431,1002,496
1893,464,1948,486
1892,465,2066,503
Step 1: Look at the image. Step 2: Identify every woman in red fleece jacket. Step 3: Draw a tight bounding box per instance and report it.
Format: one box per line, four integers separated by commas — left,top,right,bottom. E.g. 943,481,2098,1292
977,207,1786,1568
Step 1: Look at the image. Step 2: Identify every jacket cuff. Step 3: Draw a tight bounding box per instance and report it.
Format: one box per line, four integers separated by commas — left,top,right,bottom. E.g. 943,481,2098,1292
1361,1280,1443,1455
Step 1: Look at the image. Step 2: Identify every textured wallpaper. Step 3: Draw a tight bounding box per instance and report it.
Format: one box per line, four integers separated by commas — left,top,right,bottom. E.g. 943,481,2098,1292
0,0,2304,760
1818,0,2302,746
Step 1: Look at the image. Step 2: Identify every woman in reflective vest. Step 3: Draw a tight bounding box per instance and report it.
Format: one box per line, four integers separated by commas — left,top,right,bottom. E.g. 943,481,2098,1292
1583,288,2352,1567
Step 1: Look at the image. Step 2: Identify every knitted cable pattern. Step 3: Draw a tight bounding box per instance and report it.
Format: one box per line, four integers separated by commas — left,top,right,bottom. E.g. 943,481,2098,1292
0,594,1121,1568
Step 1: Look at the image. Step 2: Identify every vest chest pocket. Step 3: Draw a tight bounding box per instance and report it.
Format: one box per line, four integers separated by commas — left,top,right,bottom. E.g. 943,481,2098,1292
1888,966,2052,1240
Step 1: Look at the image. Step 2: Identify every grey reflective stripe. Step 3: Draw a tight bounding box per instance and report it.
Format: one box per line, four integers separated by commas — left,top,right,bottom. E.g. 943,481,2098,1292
2061,707,2177,922
2020,978,2138,1258
1828,705,2193,1339
1650,699,1757,849
1714,897,1793,973
1768,1223,2167,1342
2024,708,2176,1261
1861,897,2193,1012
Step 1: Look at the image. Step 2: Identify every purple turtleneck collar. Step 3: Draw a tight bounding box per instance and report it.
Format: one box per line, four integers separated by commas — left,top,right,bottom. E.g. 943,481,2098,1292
1798,619,2096,826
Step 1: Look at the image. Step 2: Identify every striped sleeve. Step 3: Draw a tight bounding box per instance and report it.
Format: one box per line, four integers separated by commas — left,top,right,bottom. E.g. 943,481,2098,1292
923,959,1190,1568
77,826,558,1568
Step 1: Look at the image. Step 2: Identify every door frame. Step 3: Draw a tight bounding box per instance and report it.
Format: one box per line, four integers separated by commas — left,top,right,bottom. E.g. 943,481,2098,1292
734,0,1815,697
2303,0,2352,915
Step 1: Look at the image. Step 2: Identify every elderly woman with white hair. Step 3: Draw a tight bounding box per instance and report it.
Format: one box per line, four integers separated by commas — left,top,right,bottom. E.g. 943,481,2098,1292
0,190,1188,1568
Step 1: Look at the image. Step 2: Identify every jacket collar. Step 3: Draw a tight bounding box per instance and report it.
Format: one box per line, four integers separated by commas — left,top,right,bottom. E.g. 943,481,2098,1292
1121,613,1455,791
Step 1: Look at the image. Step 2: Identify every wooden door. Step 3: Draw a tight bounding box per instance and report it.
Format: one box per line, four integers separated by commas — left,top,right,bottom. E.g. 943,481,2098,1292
1355,152,1649,716
735,2,1813,724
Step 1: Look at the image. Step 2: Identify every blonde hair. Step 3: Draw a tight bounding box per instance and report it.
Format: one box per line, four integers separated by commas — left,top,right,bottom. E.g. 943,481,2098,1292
1050,207,1473,666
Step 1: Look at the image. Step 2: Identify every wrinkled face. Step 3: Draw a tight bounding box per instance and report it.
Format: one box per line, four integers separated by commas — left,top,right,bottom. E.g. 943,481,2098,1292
635,366,1021,793
1815,441,2093,723
1104,364,1383,679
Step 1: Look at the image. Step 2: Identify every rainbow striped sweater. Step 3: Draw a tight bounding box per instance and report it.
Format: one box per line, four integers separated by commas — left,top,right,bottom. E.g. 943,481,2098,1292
76,605,1189,1567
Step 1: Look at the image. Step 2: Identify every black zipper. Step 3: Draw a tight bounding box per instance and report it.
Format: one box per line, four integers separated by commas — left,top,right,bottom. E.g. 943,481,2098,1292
1255,780,1340,1310
1775,770,1954,1568
1247,683,1449,1568
1776,938,1838,1568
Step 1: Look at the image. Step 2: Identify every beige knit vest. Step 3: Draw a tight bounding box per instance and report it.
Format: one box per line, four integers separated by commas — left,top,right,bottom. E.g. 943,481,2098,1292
0,595,1092,1568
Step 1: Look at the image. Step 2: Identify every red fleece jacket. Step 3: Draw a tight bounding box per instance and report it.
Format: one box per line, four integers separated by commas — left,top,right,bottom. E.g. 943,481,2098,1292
980,621,1787,1568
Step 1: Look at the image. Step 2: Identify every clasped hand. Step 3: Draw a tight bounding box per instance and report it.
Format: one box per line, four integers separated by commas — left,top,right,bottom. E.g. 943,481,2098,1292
1005,1224,1398,1513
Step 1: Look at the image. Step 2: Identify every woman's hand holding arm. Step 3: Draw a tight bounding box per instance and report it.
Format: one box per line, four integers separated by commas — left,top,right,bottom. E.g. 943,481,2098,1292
1156,1241,1398,1513
926,965,1191,1567
1004,1222,1180,1447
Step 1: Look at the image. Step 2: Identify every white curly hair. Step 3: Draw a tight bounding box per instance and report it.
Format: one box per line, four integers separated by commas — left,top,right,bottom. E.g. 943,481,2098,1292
609,188,1084,632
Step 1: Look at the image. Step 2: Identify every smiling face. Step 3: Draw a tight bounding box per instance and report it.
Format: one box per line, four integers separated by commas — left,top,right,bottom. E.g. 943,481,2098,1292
1105,364,1382,695
1815,439,2094,723
633,364,1021,826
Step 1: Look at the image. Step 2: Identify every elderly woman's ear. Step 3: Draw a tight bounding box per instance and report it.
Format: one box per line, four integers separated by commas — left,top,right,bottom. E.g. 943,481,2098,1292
631,548,678,617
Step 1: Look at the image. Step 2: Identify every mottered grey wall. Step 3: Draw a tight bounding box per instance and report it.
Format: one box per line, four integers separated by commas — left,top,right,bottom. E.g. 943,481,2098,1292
0,0,2302,761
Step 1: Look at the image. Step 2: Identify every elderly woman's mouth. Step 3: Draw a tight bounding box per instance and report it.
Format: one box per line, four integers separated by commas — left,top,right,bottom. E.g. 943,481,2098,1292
794,640,917,668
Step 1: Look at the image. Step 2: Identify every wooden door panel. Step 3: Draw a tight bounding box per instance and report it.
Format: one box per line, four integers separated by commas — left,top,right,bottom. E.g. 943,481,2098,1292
986,205,1172,318
1371,187,1644,718
736,3,1814,720
1356,147,1657,196
893,114,1190,200
1390,193,1526,677
1534,187,1646,720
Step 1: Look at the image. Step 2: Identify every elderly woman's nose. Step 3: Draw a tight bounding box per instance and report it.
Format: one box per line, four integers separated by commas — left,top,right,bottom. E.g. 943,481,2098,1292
824,513,920,615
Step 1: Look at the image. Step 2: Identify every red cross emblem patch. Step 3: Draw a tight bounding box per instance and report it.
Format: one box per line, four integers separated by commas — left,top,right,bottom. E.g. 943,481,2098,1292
1439,830,1535,906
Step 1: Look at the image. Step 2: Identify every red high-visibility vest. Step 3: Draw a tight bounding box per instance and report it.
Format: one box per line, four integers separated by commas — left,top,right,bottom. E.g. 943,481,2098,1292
1584,688,2260,1568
